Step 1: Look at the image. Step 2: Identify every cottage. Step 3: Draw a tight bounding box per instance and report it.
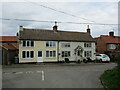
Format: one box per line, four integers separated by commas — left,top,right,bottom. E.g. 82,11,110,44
18,25,96,63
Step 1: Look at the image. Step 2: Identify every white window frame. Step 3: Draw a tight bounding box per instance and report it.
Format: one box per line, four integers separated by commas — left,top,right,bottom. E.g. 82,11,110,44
46,41,56,47
46,50,56,58
84,42,91,47
84,51,92,57
61,43,70,48
22,50,34,59
22,40,34,47
109,44,116,49
61,51,71,57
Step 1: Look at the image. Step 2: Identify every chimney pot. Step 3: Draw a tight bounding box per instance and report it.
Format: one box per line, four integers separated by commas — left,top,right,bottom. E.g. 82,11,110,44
19,26,23,31
53,21,58,32
109,31,114,36
87,25,91,34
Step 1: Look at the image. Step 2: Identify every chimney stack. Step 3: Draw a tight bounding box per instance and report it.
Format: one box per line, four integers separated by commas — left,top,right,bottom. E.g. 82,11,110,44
19,26,23,31
53,21,58,32
109,31,114,37
87,25,91,34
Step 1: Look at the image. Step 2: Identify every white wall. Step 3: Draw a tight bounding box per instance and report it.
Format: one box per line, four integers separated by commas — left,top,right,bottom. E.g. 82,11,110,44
58,41,96,61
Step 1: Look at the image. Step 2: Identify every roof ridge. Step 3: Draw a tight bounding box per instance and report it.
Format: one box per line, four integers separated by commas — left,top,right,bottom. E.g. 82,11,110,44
24,28,87,34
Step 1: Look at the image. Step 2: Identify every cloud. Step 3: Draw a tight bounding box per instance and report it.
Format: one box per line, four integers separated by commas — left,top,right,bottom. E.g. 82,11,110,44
1,2,118,37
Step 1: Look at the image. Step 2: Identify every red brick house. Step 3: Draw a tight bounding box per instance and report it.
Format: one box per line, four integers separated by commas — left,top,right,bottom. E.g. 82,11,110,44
94,31,120,54
0,36,19,65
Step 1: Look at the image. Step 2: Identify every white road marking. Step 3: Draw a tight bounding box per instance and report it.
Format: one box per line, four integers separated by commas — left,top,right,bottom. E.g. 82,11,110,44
3,72,10,74
3,70,45,81
26,71,33,74
15,72,23,74
36,71,42,73
41,70,44,81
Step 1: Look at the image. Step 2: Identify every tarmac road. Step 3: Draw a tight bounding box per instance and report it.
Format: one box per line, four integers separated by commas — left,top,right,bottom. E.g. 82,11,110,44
2,63,117,88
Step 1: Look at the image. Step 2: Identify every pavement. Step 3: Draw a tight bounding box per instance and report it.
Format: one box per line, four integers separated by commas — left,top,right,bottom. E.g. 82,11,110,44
2,62,117,88
2,62,109,68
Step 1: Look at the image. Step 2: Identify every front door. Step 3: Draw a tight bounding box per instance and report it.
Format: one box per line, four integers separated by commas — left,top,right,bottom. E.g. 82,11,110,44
37,51,43,62
74,46,83,61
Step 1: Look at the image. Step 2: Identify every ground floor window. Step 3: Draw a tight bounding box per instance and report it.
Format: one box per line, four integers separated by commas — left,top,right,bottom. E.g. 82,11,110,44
22,51,34,58
62,51,71,57
46,51,56,58
84,51,92,57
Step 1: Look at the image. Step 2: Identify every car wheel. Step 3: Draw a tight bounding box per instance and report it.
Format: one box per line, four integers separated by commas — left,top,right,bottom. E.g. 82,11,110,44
83,59,87,63
100,59,102,63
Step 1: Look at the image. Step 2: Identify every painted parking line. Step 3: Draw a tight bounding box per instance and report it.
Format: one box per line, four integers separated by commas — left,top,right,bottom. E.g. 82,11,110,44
15,72,23,74
41,70,45,81
26,71,34,74
36,70,42,73
3,72,11,74
3,70,45,81
36,70,45,81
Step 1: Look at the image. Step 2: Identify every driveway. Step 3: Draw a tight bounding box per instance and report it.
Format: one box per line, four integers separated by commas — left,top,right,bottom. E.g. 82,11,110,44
2,63,117,88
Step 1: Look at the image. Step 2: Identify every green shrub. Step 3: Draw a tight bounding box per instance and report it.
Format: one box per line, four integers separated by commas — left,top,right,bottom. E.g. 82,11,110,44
101,67,120,88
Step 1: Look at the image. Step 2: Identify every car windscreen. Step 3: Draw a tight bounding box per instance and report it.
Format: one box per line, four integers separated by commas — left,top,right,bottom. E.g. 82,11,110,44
96,55,101,56
103,55,108,57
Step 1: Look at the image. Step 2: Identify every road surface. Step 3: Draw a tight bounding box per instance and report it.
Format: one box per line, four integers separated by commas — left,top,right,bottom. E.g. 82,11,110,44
2,63,117,88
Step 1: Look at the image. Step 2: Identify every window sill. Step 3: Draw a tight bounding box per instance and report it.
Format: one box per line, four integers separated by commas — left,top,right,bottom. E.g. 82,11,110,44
22,46,34,47
45,57,56,58
22,58,34,59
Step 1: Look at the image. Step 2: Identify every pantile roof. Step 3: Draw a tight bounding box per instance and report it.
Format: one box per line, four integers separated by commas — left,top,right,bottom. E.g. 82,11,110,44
0,36,18,50
100,35,120,44
0,36,18,42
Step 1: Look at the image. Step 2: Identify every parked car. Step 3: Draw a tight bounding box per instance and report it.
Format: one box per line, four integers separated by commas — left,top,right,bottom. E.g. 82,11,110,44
83,57,95,63
95,54,110,63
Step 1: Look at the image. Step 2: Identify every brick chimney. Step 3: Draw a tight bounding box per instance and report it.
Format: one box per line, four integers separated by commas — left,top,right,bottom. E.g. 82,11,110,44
87,25,91,34
109,31,114,36
53,21,58,32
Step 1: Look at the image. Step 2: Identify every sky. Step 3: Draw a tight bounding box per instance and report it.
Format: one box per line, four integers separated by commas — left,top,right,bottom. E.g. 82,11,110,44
0,0,119,37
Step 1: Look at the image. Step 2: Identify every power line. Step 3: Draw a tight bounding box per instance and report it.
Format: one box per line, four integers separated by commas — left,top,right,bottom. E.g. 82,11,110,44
24,0,96,23
23,0,118,29
0,18,119,26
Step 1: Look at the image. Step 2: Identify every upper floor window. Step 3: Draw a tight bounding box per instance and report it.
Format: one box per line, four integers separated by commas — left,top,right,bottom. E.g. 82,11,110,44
109,44,116,49
22,40,34,47
61,43,70,47
84,43,91,47
46,41,56,47
84,51,92,57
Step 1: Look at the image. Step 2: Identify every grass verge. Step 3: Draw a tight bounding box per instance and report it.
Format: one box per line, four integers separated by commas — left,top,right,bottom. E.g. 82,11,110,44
100,66,120,89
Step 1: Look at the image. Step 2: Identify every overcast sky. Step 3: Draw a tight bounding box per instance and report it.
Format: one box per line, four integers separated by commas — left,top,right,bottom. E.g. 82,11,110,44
0,0,119,37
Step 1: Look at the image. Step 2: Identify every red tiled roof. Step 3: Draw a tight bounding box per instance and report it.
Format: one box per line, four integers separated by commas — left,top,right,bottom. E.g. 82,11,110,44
0,43,18,50
101,35,120,44
94,37,99,41
0,36,18,42
0,36,19,50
